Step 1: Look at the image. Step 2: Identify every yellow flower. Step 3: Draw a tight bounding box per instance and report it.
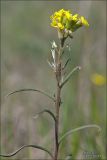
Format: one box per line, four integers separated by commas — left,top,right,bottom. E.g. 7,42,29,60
65,11,72,20
91,73,106,86
50,9,72,31
72,14,78,21
50,9,89,33
80,16,89,27
57,23,64,30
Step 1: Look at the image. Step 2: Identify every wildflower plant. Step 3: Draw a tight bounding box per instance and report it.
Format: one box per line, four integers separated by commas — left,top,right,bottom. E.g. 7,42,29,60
0,9,101,160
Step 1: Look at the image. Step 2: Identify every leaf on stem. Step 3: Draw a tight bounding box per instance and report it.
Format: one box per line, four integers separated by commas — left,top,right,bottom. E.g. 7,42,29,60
60,66,81,88
0,144,53,158
33,109,56,122
62,58,71,70
59,124,101,145
6,89,55,102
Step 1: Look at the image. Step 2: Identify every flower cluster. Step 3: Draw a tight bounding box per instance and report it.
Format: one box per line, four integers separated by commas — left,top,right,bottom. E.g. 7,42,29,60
50,9,89,39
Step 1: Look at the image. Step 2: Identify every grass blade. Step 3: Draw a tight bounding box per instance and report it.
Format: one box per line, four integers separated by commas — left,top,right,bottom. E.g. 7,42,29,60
59,124,101,144
7,89,55,102
0,144,53,158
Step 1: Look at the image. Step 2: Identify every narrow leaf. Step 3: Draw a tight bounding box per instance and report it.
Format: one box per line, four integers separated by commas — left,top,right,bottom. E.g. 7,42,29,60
33,109,56,122
63,58,71,70
0,144,53,158
59,124,101,144
6,89,55,102
61,66,81,88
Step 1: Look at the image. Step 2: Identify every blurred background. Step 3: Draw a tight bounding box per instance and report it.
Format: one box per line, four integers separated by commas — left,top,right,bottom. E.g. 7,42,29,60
1,1,106,159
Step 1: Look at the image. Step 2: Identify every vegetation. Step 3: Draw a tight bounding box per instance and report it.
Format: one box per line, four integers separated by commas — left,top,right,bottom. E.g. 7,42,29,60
1,1,106,160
